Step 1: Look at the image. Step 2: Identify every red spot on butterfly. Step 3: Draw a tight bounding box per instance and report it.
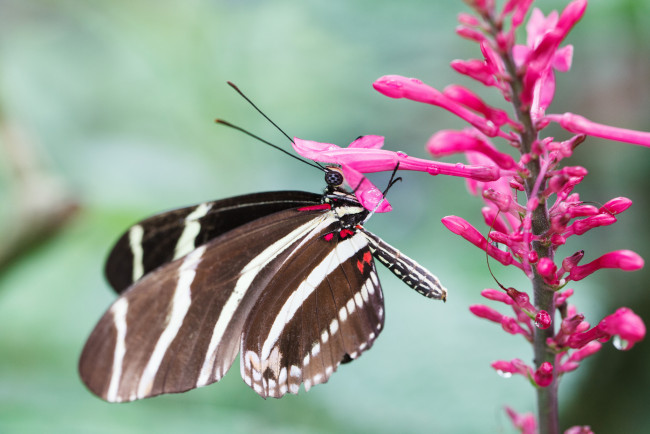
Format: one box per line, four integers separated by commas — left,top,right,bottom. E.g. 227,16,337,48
340,229,354,239
357,250,373,273
324,233,334,242
298,204,331,212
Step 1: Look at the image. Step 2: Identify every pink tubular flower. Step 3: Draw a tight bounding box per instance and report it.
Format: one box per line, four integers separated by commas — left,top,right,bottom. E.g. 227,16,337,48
292,136,502,212
373,75,511,139
600,197,632,215
568,250,644,281
569,308,646,350
546,112,650,147
481,288,514,305
441,216,521,268
367,0,648,430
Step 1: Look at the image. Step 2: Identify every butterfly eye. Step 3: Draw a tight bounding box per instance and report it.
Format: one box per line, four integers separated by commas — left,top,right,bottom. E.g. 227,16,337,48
325,170,344,187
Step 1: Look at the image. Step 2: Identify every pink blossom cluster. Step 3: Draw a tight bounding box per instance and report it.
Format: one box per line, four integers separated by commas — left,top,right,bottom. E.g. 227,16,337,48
292,0,647,431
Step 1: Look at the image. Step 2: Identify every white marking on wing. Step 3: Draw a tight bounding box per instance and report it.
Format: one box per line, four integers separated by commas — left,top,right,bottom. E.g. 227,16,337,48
129,225,145,282
260,233,367,360
200,215,333,387
136,245,205,398
106,298,129,402
173,203,212,260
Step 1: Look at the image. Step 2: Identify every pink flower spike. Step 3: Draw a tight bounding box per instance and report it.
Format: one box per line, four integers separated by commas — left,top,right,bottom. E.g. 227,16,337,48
481,288,514,305
373,75,509,138
533,362,554,387
469,304,504,323
545,112,650,147
427,130,517,169
568,250,644,281
600,197,633,215
535,310,552,330
505,406,537,434
597,307,646,350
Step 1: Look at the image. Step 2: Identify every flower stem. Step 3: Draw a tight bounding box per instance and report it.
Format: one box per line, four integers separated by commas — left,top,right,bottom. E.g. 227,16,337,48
485,14,560,434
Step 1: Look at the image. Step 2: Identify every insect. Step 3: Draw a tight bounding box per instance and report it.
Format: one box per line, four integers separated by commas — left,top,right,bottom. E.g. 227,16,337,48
79,86,447,402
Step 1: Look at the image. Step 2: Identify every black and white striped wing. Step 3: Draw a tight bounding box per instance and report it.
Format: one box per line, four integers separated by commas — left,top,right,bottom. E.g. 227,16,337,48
241,230,384,398
105,191,321,293
79,206,333,402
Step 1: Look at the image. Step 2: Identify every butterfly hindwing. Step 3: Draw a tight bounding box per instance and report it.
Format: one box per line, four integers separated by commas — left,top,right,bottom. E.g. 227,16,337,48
241,229,384,398
80,206,334,402
105,191,321,293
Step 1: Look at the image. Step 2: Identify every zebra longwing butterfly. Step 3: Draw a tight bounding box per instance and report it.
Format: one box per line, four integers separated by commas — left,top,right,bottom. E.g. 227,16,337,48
79,166,447,402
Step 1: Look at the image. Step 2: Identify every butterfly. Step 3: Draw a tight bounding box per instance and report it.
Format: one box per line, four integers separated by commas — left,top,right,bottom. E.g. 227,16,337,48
78,163,447,402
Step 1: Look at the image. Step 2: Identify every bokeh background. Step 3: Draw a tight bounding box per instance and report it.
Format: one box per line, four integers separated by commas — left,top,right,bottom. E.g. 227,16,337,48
1,1,649,433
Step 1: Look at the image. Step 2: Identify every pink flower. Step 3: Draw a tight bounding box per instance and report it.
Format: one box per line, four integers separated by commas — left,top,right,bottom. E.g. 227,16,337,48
492,358,531,378
567,250,644,281
293,135,502,212
545,112,650,147
481,288,514,305
569,308,646,350
441,216,521,268
373,75,511,139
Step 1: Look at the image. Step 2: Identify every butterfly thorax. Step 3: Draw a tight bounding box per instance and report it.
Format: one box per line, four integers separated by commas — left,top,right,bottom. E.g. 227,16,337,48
323,188,369,229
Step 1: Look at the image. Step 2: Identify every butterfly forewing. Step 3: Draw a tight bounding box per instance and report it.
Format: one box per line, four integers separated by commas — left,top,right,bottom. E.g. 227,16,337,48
80,206,333,402
105,191,321,293
241,230,384,398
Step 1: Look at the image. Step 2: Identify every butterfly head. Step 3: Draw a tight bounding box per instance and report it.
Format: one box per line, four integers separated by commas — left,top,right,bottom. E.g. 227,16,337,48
324,166,344,188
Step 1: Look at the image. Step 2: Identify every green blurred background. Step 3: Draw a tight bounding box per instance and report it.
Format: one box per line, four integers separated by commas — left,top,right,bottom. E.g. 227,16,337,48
1,1,649,432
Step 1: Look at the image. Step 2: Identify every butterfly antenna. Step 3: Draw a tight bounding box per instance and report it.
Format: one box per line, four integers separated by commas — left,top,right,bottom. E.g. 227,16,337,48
215,119,324,171
226,81,326,170
227,81,294,144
